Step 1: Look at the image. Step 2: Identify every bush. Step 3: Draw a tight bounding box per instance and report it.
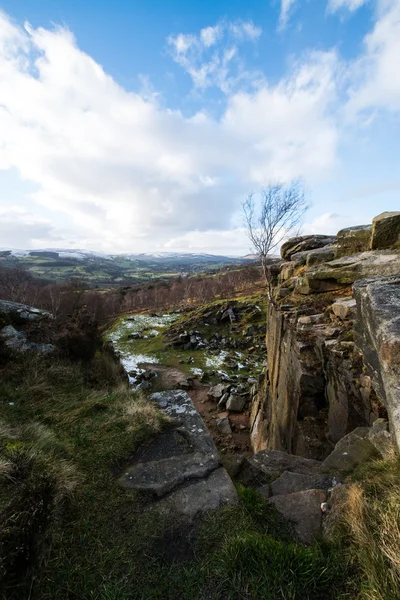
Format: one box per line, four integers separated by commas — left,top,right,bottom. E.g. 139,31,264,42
55,306,101,362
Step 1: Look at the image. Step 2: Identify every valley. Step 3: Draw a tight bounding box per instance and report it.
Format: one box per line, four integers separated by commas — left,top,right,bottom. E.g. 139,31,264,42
0,249,251,287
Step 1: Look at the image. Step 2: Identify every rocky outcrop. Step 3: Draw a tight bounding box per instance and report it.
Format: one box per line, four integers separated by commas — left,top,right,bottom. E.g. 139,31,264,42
118,390,237,521
296,250,400,295
250,211,400,461
0,300,55,354
0,299,52,320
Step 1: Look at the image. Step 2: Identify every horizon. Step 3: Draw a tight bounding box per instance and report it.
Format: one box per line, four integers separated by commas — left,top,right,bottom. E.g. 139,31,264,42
0,1,399,254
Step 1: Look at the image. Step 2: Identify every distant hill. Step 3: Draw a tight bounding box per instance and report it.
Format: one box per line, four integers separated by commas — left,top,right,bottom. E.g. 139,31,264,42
0,248,253,288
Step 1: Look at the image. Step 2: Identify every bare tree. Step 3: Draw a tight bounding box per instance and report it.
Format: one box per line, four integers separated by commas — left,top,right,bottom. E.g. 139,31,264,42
242,182,309,306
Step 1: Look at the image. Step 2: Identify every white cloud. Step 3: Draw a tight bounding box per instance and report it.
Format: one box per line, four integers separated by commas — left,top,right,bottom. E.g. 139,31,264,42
328,0,369,12
200,25,222,48
279,0,299,31
0,12,341,252
346,0,400,115
167,19,262,93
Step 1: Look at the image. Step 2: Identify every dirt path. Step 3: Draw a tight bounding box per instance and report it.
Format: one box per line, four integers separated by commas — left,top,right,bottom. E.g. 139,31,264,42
142,363,251,456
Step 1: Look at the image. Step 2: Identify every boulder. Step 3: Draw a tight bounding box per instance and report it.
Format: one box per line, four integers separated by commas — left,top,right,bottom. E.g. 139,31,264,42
268,489,326,544
336,225,372,258
216,417,232,435
281,235,336,260
0,324,55,354
270,471,336,497
291,245,337,267
371,211,400,250
320,427,380,475
218,393,230,408
208,384,227,400
306,245,337,266
0,299,52,320
226,394,246,412
331,298,357,320
353,277,400,451
368,419,395,457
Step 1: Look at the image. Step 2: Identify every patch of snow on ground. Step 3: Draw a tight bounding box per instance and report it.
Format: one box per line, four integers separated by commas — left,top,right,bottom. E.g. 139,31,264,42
205,351,227,370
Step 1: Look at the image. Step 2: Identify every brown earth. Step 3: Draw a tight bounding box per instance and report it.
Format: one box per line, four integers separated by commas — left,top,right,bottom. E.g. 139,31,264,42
142,362,251,456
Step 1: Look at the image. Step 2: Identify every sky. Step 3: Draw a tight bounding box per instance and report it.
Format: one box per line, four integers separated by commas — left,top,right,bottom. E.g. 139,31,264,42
0,0,399,255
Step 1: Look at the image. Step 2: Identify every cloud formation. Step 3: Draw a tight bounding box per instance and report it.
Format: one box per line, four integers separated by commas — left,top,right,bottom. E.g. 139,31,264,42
0,12,341,252
347,0,400,114
328,0,369,12
278,0,299,31
167,20,262,93
0,2,399,253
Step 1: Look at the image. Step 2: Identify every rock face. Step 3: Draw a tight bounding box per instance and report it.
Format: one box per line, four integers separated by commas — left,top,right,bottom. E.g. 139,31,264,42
118,390,237,520
371,211,400,250
353,277,400,451
251,211,400,461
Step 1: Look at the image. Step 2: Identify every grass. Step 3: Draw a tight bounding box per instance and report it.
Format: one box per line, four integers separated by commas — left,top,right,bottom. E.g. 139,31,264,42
0,349,355,600
326,457,400,600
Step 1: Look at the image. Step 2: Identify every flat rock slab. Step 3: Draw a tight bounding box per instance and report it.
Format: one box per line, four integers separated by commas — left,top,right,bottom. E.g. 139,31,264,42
268,489,326,544
118,390,238,519
150,390,216,456
119,453,219,497
154,468,238,520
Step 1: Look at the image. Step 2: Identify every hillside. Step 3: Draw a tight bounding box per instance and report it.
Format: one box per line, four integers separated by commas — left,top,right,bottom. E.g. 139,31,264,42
0,249,252,288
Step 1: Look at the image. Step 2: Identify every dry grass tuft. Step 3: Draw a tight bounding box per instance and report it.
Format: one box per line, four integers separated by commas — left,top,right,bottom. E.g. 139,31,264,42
327,458,400,600
123,392,170,436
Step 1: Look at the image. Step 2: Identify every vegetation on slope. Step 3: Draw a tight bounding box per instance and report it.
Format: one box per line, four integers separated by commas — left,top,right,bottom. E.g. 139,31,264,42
0,345,354,600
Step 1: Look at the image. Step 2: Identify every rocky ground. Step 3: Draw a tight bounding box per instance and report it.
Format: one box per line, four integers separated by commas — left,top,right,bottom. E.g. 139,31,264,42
107,294,267,456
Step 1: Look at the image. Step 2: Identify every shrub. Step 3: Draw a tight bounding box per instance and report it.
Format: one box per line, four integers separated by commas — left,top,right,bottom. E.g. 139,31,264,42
55,306,101,362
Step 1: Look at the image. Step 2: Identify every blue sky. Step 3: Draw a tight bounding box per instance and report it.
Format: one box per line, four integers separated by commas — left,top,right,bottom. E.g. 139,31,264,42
0,0,399,254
